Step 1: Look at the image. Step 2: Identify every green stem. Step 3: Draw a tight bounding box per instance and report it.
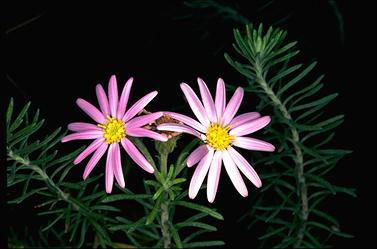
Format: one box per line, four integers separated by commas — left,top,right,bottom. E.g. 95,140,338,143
161,194,171,248
159,152,171,248
255,63,308,248
160,153,169,177
7,149,94,216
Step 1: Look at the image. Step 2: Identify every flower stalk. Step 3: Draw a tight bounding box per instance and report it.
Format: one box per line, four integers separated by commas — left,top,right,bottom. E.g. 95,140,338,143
154,137,180,248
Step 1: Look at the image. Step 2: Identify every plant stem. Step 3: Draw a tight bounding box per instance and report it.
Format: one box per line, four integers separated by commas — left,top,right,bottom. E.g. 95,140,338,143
160,153,169,177
255,64,308,248
8,149,94,215
158,151,171,248
160,194,171,248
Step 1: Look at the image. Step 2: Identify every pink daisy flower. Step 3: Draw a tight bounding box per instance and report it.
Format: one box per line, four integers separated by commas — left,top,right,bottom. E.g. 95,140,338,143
157,78,275,203
62,75,167,193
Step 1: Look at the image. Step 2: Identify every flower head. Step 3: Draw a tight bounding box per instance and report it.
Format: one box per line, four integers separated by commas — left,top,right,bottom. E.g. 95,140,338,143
157,78,275,203
62,75,167,193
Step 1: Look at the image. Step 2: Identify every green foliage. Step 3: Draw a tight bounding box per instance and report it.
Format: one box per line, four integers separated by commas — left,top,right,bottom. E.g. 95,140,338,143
7,99,114,248
6,99,223,248
225,24,355,248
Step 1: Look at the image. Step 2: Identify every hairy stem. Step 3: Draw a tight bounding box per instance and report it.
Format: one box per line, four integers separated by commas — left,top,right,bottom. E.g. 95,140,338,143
160,153,169,177
7,149,93,215
161,195,171,248
255,63,308,248
159,152,171,248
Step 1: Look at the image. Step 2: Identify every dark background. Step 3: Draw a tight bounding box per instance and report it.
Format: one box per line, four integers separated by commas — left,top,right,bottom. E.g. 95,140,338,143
4,1,376,248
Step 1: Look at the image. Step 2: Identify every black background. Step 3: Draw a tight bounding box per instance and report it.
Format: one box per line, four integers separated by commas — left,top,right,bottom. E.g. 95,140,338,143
4,1,376,248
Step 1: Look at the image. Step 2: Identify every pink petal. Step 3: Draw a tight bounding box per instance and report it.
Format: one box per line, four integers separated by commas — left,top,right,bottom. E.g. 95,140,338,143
188,149,214,199
180,83,210,127
215,78,226,122
121,138,154,173
233,137,275,152
68,122,102,132
105,144,115,193
61,130,103,143
198,78,217,122
83,142,108,179
117,77,133,119
187,144,209,167
76,98,106,124
222,149,248,197
157,123,202,138
207,150,222,203
126,112,163,129
229,112,261,128
227,147,262,188
123,91,158,123
96,84,110,117
112,143,125,188
222,87,244,125
127,127,168,141
163,111,206,133
108,75,119,118
229,116,271,137
74,138,105,165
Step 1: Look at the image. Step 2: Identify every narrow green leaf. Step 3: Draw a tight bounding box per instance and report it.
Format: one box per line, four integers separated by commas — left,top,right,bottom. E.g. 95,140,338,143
267,41,297,61
176,221,217,231
290,93,338,112
268,50,300,67
41,212,65,232
38,208,64,216
307,221,354,238
258,226,287,240
69,214,81,242
146,196,162,225
102,194,151,203
152,187,164,200
277,61,317,96
82,191,106,202
21,128,62,155
50,146,82,169
311,209,339,226
9,101,31,132
56,162,76,183
307,173,335,194
78,219,87,248
22,171,35,196
127,216,147,233
184,241,225,248
144,179,160,188
37,130,68,160
269,64,302,84
167,164,174,180
170,224,183,248
182,230,209,243
304,230,323,248
8,186,48,204
332,185,357,197
6,98,14,127
9,119,45,146
174,200,224,220
172,178,186,185
283,75,324,106
90,219,111,243
32,150,58,166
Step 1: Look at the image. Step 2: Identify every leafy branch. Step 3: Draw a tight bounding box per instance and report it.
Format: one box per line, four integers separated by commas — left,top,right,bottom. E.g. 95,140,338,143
225,24,355,248
6,98,117,248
